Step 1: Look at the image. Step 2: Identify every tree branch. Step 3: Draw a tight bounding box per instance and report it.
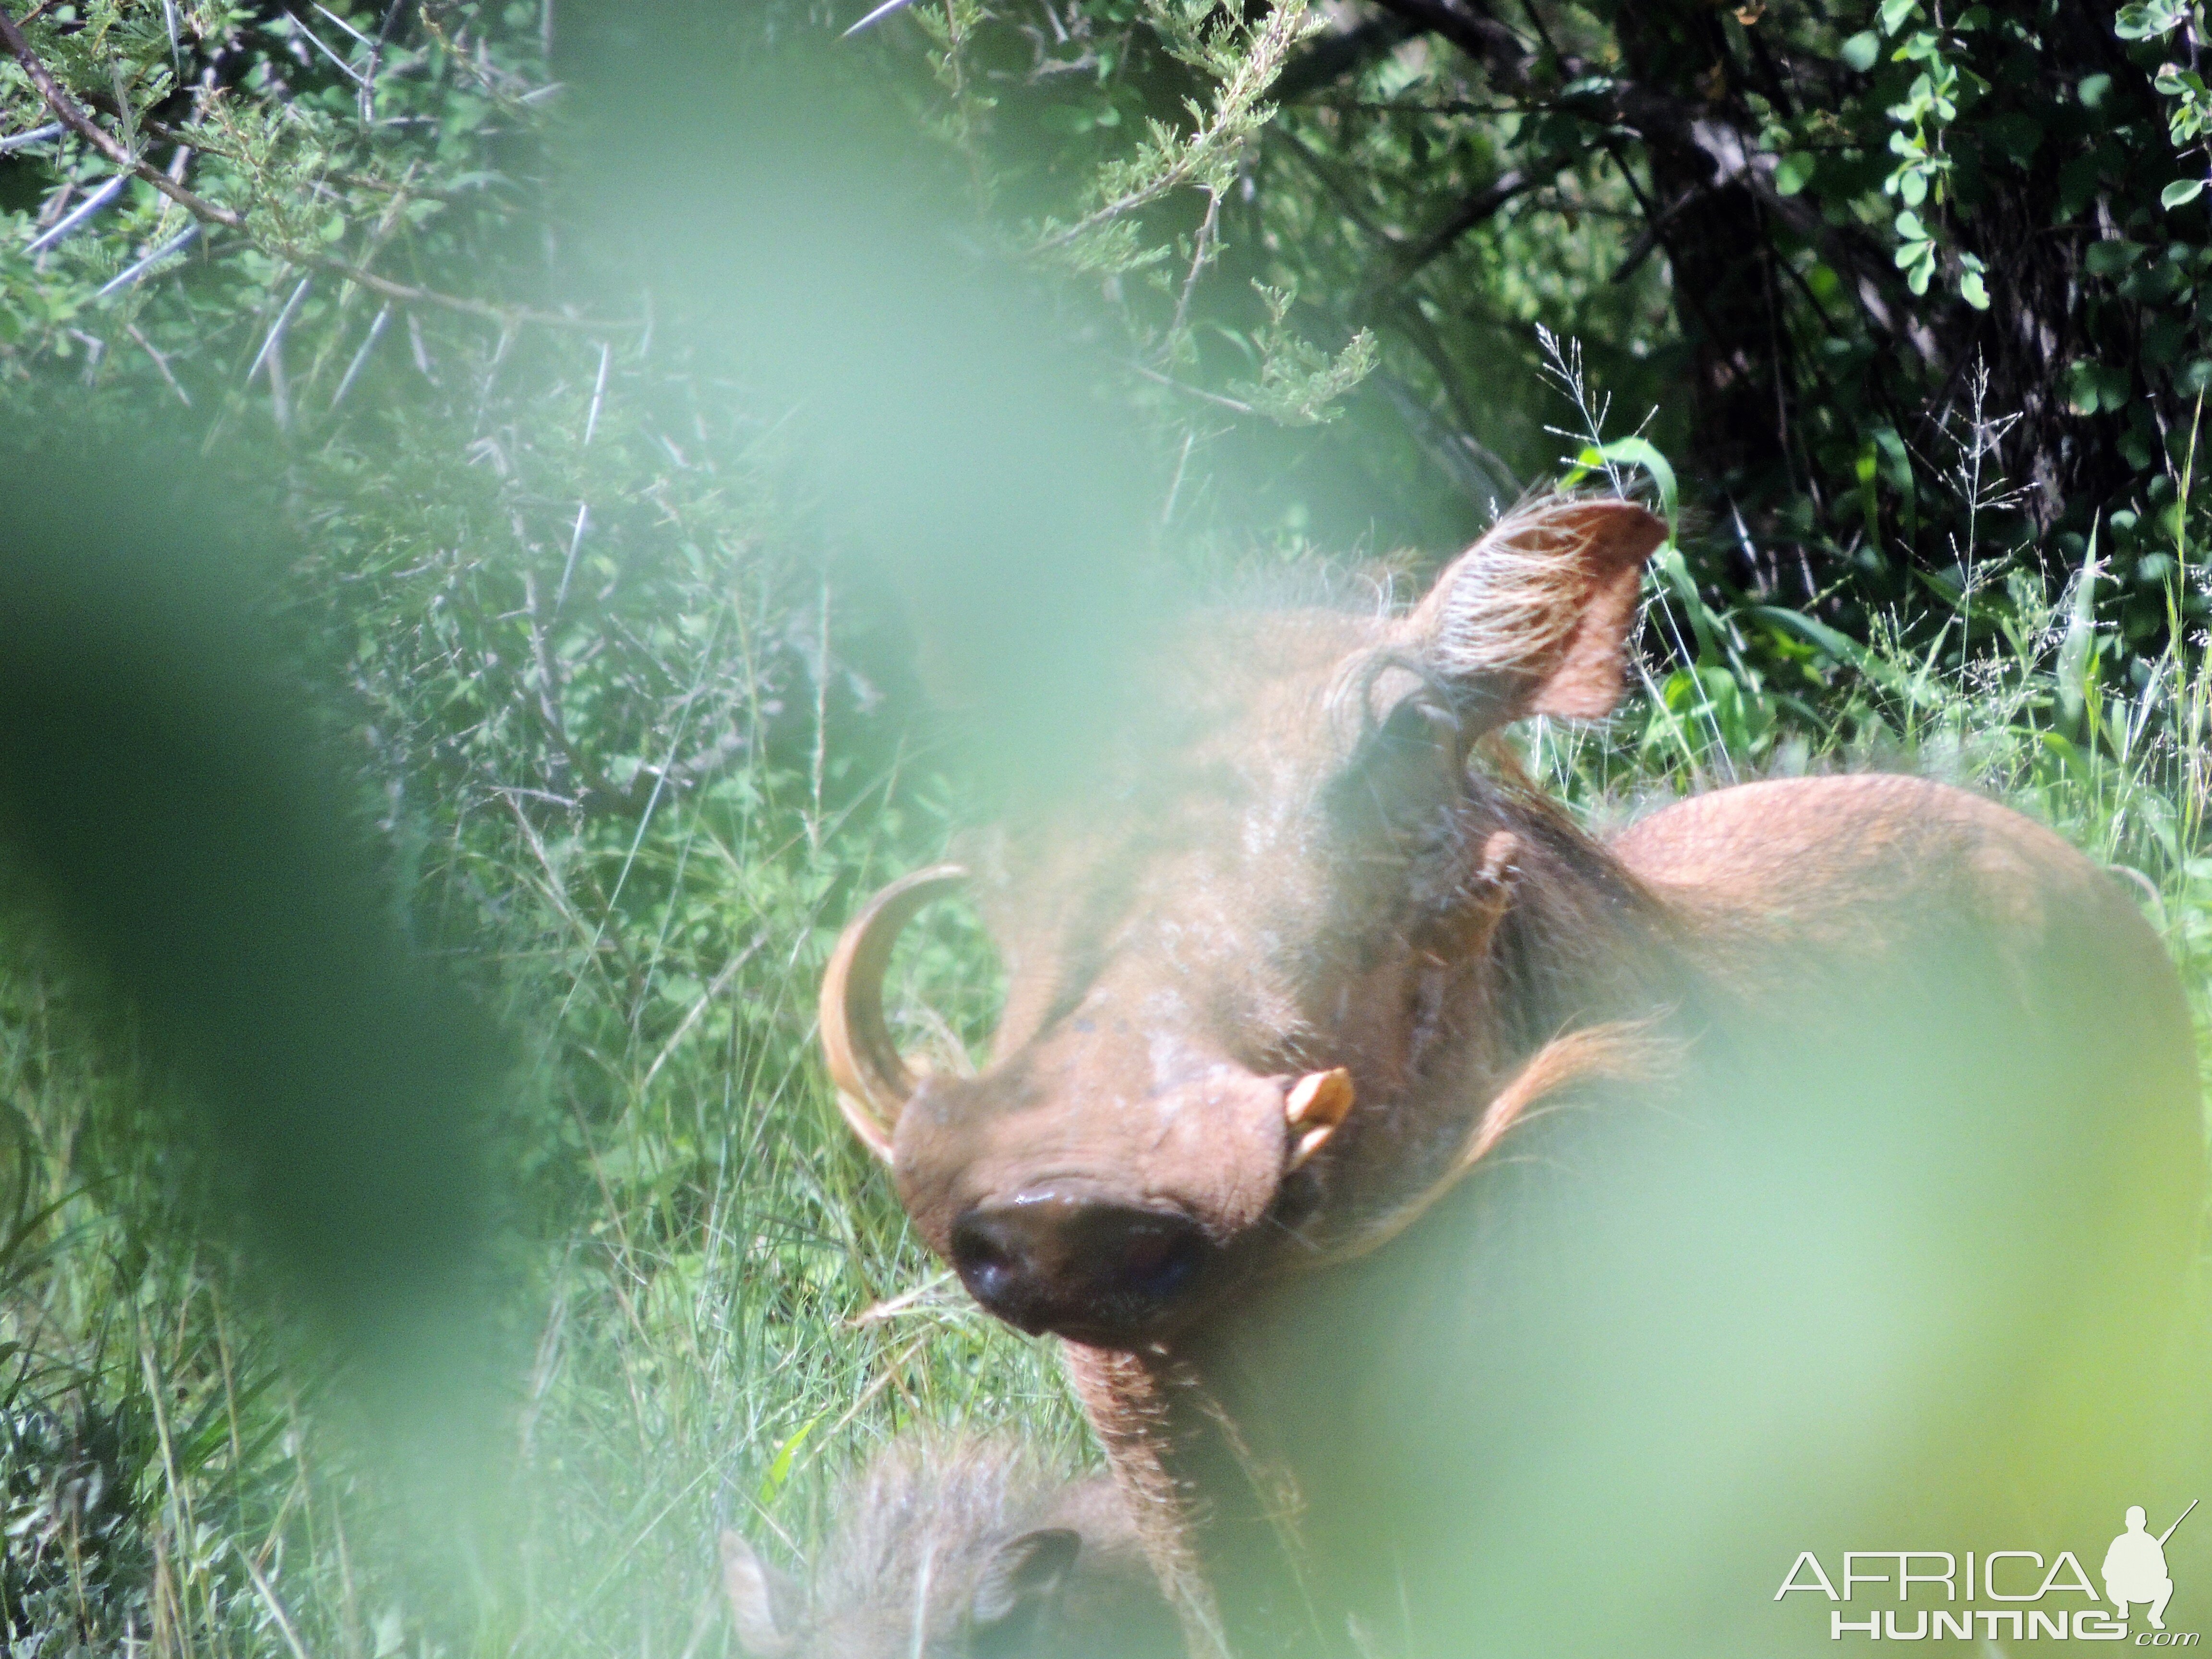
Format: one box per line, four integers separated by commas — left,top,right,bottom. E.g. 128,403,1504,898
1369,156,1568,296
1274,13,1419,102
1366,0,1535,86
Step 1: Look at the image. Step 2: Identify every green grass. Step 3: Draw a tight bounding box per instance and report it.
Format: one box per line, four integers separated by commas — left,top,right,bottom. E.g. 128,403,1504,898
0,735,1086,1656
3,449,2209,1656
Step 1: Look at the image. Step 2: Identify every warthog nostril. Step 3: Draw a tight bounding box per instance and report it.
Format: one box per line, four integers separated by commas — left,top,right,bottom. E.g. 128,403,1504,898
950,1195,1211,1340
952,1222,1022,1311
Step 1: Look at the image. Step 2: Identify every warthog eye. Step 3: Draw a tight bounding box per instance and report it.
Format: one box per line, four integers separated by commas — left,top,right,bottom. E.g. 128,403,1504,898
1328,691,1464,839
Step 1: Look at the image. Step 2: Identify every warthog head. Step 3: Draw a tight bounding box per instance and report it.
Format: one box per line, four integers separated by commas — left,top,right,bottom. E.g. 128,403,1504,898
718,1439,1178,1659
822,497,1668,1347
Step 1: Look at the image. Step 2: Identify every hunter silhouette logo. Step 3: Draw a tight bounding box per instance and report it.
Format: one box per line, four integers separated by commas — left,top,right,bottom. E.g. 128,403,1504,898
1778,1501,2200,1641
2106,1502,2195,1631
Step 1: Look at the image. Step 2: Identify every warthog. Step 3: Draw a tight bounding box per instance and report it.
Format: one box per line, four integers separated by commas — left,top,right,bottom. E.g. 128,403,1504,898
820,497,2206,1657
718,1436,1180,1659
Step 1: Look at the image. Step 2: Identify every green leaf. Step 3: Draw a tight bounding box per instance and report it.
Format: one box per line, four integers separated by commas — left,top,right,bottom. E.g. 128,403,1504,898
1594,436,1679,529
1894,209,1929,241
756,1412,827,1509
1747,605,1877,673
1879,0,1919,35
2067,359,2105,413
1899,168,1928,206
2084,239,2146,276
1774,152,1817,195
1960,267,1989,308
2116,0,2189,38
2163,177,2206,208
1841,29,1882,70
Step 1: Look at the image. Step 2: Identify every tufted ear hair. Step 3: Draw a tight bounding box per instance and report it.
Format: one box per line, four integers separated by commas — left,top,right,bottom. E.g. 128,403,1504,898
1401,496,1668,730
719,1530,801,1658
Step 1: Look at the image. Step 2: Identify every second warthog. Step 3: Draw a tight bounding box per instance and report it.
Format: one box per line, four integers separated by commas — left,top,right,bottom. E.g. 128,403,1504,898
719,1436,1179,1659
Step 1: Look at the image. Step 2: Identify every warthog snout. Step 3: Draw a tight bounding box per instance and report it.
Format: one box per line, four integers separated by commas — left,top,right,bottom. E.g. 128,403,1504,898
818,499,1671,1345
893,1057,1341,1344
950,1190,1212,1337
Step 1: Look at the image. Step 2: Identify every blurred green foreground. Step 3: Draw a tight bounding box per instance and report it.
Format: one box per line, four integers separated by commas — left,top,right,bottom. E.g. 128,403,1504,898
1,2,2210,1656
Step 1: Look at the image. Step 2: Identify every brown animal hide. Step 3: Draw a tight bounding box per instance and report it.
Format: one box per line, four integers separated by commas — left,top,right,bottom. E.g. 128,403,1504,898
820,496,2207,1657
718,1436,1181,1659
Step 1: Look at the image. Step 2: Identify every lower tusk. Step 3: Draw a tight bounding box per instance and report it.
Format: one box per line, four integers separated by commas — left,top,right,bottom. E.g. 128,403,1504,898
1285,1068,1354,1172
1286,1067,1354,1130
1287,1123,1337,1171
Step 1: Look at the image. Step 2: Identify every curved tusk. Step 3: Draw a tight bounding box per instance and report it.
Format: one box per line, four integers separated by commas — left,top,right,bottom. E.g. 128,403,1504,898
818,863,970,1162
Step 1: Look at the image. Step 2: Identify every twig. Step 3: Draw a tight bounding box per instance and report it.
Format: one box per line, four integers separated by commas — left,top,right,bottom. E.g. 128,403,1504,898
247,276,313,383
1271,125,1398,248
125,322,191,406
65,327,106,378
328,302,391,409
583,337,610,445
554,501,589,612
291,11,366,86
849,1272,962,1327
1162,424,1197,526
519,562,661,814
95,221,199,300
1125,357,1257,414
399,307,428,377
24,172,124,252
1033,2,1312,253
1168,185,1223,343
843,0,918,37
0,120,60,153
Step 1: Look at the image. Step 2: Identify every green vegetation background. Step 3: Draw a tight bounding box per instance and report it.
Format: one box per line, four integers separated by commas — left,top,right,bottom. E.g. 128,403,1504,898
1,0,2210,1653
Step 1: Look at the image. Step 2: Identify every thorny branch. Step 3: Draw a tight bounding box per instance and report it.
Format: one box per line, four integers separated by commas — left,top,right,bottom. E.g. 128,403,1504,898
0,6,242,228
1033,1,1314,253
0,3,632,335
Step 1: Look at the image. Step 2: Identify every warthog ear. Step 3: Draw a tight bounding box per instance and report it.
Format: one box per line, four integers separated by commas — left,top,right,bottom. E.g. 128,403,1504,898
1405,495,1668,726
719,1530,800,1658
971,1527,1081,1650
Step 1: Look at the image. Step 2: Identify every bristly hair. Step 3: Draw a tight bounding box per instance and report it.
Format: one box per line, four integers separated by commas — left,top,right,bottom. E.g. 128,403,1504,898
1196,544,1426,620
809,1436,1066,1617
1413,490,1640,687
